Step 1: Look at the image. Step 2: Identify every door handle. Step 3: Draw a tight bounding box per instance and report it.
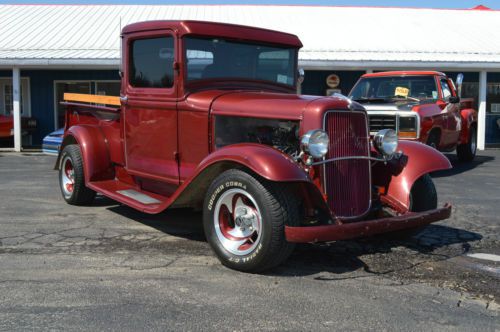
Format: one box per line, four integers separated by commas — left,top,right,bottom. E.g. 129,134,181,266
120,95,128,103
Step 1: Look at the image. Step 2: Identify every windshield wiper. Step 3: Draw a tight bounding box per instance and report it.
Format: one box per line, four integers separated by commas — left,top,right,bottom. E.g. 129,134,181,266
352,97,391,104
391,95,420,102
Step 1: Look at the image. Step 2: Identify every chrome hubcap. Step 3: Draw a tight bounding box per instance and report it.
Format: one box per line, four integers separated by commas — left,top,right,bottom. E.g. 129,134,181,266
213,189,262,256
61,156,75,197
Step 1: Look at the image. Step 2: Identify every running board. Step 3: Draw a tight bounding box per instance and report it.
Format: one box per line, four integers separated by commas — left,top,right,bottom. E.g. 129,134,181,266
87,179,170,214
116,189,161,205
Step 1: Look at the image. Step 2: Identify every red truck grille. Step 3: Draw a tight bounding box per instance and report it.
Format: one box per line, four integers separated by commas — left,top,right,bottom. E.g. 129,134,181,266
324,111,371,219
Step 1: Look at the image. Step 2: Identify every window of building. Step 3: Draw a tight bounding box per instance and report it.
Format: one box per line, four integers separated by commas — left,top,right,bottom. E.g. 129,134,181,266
0,78,30,116
129,36,174,88
96,81,121,97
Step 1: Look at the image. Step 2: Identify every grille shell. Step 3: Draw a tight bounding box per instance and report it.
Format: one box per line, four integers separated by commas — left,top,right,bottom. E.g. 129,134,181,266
323,110,371,219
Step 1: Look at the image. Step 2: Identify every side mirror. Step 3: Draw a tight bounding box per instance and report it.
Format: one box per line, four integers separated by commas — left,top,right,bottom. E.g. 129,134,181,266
448,95,460,104
455,73,464,98
297,68,305,85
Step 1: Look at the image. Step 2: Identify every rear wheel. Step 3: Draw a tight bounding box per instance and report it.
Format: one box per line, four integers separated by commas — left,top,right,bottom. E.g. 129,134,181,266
59,145,96,205
203,169,298,272
456,125,477,162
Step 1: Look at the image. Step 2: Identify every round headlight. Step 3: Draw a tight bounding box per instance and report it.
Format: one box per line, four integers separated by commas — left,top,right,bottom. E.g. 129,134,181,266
301,129,329,159
374,129,398,156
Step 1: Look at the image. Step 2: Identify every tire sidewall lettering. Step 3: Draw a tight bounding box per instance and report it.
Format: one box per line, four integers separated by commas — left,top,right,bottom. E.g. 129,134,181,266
207,181,247,211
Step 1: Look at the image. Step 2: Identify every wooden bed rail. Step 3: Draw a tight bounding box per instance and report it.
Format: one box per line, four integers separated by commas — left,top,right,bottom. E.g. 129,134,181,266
63,93,121,106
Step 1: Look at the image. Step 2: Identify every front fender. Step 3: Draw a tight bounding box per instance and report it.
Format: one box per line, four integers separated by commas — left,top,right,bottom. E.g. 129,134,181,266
168,143,313,210
379,141,451,212
198,143,310,182
55,125,113,182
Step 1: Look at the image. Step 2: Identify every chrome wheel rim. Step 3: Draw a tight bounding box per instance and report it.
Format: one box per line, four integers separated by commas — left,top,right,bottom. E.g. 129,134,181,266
61,156,75,197
213,189,262,256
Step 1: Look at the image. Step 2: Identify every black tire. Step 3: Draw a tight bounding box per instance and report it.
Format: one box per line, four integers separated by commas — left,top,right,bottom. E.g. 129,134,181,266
426,129,440,150
409,174,438,212
381,174,437,239
456,125,477,162
203,169,298,272
59,145,96,205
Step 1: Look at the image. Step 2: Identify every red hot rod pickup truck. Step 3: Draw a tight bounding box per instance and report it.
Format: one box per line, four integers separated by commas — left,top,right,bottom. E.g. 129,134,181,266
56,21,452,272
349,71,478,161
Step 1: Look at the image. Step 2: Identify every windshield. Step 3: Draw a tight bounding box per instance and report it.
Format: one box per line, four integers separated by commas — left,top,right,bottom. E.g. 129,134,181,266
349,76,438,102
184,36,297,87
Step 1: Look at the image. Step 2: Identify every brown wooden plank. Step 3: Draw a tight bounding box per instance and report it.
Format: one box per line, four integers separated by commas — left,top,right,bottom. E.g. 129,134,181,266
63,93,121,106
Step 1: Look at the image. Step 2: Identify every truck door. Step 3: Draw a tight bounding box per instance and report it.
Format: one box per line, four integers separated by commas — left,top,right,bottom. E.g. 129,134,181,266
122,31,179,186
439,77,461,148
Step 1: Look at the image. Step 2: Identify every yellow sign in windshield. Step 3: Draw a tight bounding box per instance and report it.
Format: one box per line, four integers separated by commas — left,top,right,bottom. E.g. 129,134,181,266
394,86,410,97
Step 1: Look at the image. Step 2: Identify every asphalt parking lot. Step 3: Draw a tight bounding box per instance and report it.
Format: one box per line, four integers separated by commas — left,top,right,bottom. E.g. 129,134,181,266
0,151,499,331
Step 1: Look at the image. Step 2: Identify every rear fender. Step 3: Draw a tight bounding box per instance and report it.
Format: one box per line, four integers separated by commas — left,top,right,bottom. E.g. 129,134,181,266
459,108,477,144
55,125,113,182
374,141,451,212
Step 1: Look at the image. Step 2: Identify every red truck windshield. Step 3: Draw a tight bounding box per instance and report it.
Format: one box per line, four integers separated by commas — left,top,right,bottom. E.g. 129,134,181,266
350,76,438,102
184,37,297,87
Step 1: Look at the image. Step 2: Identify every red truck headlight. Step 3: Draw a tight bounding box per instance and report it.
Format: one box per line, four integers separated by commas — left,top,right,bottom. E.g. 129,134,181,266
300,129,329,159
374,129,398,156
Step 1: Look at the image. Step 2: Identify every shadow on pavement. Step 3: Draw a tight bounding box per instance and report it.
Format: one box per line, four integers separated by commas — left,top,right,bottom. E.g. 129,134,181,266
271,224,482,278
101,195,483,277
107,204,206,242
432,154,495,178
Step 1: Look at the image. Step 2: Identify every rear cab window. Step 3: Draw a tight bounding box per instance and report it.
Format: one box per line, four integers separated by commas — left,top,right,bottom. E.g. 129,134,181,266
129,36,174,88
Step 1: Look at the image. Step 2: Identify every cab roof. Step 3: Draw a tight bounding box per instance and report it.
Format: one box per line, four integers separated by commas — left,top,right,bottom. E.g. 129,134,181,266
362,71,446,78
122,20,303,48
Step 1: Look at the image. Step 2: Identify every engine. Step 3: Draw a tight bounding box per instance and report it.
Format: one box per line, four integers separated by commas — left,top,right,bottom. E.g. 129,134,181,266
214,116,300,157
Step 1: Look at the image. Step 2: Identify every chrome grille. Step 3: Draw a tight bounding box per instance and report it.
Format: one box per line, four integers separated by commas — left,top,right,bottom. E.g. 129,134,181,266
324,111,371,219
368,114,396,133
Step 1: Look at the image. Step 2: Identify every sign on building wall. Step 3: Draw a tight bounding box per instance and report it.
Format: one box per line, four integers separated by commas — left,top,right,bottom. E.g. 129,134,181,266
326,74,340,88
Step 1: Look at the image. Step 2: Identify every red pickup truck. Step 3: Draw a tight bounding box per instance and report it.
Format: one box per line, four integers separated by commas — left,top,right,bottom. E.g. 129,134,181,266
349,71,477,161
56,21,451,272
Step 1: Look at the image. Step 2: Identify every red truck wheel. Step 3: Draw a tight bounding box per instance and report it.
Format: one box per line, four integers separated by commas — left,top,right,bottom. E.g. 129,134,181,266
59,145,96,205
456,125,477,162
203,169,298,272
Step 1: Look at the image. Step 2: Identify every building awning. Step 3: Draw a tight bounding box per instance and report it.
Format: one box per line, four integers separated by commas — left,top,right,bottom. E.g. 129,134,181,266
1,4,500,69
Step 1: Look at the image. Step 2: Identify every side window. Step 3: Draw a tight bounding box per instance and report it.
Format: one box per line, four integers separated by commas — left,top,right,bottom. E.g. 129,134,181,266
129,36,174,88
440,78,452,100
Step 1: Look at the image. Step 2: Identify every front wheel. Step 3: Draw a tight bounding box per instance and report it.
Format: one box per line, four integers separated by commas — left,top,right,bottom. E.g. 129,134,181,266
409,174,437,212
381,174,437,239
456,125,477,162
203,169,298,272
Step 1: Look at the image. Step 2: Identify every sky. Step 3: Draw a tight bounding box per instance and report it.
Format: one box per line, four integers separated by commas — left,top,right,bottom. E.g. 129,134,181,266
0,0,498,9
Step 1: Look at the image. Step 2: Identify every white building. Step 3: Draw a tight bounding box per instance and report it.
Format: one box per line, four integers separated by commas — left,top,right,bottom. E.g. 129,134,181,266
0,4,499,150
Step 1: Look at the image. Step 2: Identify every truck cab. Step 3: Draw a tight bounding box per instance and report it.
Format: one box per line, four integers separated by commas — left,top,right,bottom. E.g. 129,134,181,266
349,71,478,161
57,21,452,272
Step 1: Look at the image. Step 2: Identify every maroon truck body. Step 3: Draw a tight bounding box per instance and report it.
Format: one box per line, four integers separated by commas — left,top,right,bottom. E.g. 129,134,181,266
349,71,478,161
56,21,452,271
